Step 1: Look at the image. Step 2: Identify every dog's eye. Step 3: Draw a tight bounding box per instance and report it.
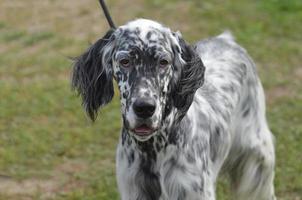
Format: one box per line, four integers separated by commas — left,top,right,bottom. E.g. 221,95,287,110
159,59,169,67
120,58,130,68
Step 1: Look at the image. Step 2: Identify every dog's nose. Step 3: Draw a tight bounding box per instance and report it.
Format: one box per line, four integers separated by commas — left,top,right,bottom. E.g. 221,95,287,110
133,98,156,119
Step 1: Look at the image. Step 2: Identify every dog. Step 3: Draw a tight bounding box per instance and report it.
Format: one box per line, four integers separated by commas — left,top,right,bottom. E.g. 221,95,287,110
72,18,276,200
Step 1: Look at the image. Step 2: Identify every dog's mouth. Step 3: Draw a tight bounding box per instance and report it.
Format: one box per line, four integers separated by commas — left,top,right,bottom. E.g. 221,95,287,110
132,124,156,136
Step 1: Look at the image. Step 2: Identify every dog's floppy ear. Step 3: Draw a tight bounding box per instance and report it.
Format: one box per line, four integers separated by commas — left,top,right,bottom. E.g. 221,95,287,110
171,33,205,120
72,29,115,121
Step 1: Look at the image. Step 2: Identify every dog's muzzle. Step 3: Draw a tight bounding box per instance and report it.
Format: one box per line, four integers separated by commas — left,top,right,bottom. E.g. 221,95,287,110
130,98,158,137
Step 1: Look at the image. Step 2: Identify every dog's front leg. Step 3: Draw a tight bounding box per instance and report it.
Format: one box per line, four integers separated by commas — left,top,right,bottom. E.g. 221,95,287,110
160,153,215,200
116,143,142,200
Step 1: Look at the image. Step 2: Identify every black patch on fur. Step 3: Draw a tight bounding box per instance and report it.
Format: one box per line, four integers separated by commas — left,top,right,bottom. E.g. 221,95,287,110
210,126,221,162
177,189,187,200
128,149,135,166
242,108,250,117
135,149,161,200
122,130,162,199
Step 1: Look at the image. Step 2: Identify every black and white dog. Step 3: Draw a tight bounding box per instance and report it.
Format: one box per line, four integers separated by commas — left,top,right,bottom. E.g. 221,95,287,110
72,19,276,200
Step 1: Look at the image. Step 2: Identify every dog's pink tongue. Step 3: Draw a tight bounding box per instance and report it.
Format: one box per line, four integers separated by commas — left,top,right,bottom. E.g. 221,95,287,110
134,125,152,135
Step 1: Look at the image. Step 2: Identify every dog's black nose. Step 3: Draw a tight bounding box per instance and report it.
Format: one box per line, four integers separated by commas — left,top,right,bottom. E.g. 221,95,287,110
133,98,156,119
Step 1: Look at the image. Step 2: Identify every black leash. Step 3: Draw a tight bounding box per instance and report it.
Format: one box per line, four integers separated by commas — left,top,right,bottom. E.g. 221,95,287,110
98,0,116,29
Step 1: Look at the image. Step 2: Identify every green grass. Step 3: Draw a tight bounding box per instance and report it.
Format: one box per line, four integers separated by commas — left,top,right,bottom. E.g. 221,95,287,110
0,0,301,199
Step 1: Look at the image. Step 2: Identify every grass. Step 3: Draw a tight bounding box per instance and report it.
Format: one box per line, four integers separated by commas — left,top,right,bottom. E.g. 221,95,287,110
0,0,301,199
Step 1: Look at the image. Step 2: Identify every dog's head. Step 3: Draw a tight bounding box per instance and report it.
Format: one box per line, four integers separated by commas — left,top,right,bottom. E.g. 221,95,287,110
72,19,205,141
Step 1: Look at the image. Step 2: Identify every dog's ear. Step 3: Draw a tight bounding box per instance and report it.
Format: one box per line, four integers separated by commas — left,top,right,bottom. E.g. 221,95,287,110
72,29,115,121
171,33,205,120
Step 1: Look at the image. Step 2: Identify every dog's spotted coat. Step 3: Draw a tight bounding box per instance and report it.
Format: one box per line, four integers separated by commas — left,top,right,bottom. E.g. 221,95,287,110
72,19,276,200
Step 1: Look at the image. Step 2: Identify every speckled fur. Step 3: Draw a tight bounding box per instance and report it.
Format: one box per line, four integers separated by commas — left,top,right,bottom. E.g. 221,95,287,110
72,19,276,200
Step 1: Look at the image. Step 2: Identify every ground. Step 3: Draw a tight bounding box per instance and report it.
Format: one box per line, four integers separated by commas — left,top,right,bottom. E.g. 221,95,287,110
0,0,301,199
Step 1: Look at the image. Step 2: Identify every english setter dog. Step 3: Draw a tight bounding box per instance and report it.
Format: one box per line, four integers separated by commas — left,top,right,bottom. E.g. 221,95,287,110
72,19,276,200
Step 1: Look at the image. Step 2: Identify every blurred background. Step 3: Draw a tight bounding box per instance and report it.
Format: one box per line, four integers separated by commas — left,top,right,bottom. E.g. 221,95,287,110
0,0,301,199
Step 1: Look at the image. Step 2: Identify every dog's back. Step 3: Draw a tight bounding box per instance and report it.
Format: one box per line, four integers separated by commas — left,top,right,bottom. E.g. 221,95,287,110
190,32,276,199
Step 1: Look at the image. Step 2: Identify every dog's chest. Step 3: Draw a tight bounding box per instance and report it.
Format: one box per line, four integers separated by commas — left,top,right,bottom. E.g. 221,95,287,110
117,134,178,200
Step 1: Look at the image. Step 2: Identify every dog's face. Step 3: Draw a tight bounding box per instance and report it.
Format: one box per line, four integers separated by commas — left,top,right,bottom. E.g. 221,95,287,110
112,20,177,141
72,19,205,141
